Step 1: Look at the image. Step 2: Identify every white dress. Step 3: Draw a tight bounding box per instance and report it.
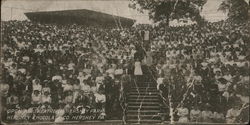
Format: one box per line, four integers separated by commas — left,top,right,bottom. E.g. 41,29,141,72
134,61,143,75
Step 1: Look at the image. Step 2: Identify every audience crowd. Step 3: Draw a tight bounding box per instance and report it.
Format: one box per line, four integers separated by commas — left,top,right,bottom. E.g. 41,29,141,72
156,21,249,123
0,20,249,123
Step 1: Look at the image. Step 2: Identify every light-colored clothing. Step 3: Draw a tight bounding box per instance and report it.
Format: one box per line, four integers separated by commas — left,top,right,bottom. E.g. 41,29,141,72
213,112,225,122
223,75,232,82
94,93,106,103
0,84,9,97
201,110,213,122
226,108,241,123
190,109,201,122
31,94,41,104
41,95,51,103
77,74,91,84
80,83,91,93
52,75,62,82
106,68,115,79
7,96,19,105
177,107,189,122
68,63,75,70
134,61,143,75
218,83,229,92
157,77,164,90
42,87,51,94
32,83,42,92
55,109,65,122
236,95,249,104
95,76,104,84
143,52,153,66
55,109,65,118
115,69,123,75
64,95,73,104
62,84,73,92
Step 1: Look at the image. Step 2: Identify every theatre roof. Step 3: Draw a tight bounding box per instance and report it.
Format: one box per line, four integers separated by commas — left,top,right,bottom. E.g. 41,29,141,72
25,9,135,27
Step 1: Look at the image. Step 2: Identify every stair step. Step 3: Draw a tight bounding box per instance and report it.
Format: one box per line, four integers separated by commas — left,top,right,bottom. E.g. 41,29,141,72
128,102,159,106
128,104,160,107
131,87,157,89
128,95,159,98
127,112,161,115
128,98,159,102
127,119,161,123
128,105,160,108
128,106,160,110
128,97,159,100
130,89,157,92
132,85,157,87
128,102,159,104
128,100,159,103
128,92,159,95
132,82,155,83
129,91,158,93
127,79,161,123
127,109,160,112
127,114,161,118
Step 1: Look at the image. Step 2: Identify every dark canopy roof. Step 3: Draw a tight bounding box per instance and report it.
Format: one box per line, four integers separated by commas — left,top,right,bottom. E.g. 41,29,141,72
25,9,135,27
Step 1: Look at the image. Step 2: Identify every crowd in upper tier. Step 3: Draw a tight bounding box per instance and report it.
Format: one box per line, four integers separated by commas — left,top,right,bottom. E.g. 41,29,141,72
0,20,249,123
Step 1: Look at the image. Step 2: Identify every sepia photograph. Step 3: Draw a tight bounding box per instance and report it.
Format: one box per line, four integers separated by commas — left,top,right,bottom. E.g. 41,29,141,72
0,0,249,124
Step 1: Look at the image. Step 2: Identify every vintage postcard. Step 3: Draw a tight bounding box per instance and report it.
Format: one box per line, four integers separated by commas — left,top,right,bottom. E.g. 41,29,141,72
1,0,249,124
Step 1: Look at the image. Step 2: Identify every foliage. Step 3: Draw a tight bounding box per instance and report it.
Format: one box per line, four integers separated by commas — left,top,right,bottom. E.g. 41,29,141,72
218,0,249,22
129,0,207,25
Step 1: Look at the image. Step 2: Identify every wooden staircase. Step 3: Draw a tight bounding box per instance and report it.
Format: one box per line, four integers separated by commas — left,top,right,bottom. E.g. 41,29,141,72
126,80,163,124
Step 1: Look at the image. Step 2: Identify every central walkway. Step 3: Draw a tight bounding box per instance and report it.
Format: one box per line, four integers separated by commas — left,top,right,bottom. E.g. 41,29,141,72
126,67,164,124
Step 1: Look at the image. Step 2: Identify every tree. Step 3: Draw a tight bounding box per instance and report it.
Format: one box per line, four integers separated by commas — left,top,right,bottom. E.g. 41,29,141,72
218,0,249,22
129,0,207,26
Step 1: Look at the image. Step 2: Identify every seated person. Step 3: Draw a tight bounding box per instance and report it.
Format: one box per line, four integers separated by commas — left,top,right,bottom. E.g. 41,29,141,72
7,93,19,108
190,105,201,122
64,91,73,104
94,88,106,115
19,91,31,108
177,104,189,122
62,80,74,92
80,80,91,93
52,73,63,83
226,104,241,123
55,103,66,122
201,103,213,123
41,91,52,104
32,78,42,92
212,109,225,123
31,90,42,105
42,81,51,94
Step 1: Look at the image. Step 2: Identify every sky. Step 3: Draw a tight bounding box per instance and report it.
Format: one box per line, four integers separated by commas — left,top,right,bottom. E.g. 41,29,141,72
1,0,228,25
